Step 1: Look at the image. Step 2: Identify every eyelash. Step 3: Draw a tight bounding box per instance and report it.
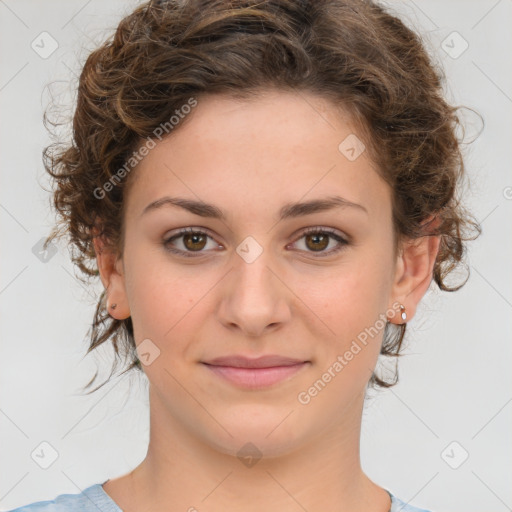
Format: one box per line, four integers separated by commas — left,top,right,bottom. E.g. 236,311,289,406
163,226,349,259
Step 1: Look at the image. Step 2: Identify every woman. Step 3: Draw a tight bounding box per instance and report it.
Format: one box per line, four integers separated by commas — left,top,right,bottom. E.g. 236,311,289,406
8,0,480,510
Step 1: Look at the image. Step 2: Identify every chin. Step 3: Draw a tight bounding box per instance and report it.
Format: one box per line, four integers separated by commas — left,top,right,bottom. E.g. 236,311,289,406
201,410,310,461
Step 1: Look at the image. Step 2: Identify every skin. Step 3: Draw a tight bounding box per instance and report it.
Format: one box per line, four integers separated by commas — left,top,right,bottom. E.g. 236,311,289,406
94,89,440,512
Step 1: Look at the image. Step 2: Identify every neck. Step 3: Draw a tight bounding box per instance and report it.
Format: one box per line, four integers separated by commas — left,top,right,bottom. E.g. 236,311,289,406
109,387,391,512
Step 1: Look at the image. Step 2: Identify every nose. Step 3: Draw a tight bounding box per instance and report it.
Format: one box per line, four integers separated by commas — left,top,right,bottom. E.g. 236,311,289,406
216,249,292,338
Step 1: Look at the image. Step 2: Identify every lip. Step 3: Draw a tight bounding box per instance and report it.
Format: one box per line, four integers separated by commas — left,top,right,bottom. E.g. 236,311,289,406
203,354,307,368
201,355,310,389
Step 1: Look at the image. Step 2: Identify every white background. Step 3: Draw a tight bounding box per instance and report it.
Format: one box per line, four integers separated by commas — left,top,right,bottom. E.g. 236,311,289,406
1,1,511,510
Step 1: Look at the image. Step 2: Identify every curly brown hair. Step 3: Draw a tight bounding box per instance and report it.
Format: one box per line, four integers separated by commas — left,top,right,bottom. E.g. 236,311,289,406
43,0,481,394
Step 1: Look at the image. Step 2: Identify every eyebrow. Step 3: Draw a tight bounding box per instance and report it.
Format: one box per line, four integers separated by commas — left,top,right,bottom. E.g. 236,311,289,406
139,195,368,221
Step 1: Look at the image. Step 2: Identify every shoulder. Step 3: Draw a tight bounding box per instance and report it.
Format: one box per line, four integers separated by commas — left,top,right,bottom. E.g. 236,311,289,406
5,483,122,512
388,490,433,512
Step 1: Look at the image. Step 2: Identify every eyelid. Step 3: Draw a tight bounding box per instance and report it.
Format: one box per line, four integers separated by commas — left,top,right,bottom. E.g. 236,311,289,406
297,226,348,241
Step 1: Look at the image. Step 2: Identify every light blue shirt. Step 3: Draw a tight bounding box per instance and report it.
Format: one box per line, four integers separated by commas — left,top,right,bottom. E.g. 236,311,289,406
6,481,433,512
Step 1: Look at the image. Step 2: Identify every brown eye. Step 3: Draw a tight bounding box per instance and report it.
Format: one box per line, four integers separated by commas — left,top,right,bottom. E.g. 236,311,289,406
163,228,220,258
291,227,348,257
304,232,330,252
182,232,207,251
163,226,348,259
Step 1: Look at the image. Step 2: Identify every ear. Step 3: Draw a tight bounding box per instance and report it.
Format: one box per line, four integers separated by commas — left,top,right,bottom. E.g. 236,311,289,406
92,234,130,320
388,215,441,324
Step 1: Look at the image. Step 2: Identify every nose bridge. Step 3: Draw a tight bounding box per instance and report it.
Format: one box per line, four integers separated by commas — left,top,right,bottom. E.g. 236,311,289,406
218,236,289,336
231,238,279,303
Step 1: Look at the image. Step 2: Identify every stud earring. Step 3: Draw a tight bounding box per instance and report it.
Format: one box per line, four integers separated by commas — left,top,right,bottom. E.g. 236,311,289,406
400,304,407,322
110,303,117,310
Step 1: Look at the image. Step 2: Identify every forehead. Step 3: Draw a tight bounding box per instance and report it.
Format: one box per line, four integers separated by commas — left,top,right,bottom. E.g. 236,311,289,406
124,90,391,222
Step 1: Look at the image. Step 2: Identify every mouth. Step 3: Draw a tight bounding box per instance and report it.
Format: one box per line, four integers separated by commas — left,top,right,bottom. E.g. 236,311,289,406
203,354,308,368
201,355,310,389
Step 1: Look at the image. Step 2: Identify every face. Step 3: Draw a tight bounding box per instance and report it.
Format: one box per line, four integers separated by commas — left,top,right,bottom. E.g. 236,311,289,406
97,90,430,459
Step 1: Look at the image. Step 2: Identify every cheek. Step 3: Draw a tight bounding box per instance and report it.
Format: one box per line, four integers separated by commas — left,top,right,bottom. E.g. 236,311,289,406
123,244,196,343
296,266,390,403
127,274,203,391
130,275,196,339
291,245,394,378
301,254,392,332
